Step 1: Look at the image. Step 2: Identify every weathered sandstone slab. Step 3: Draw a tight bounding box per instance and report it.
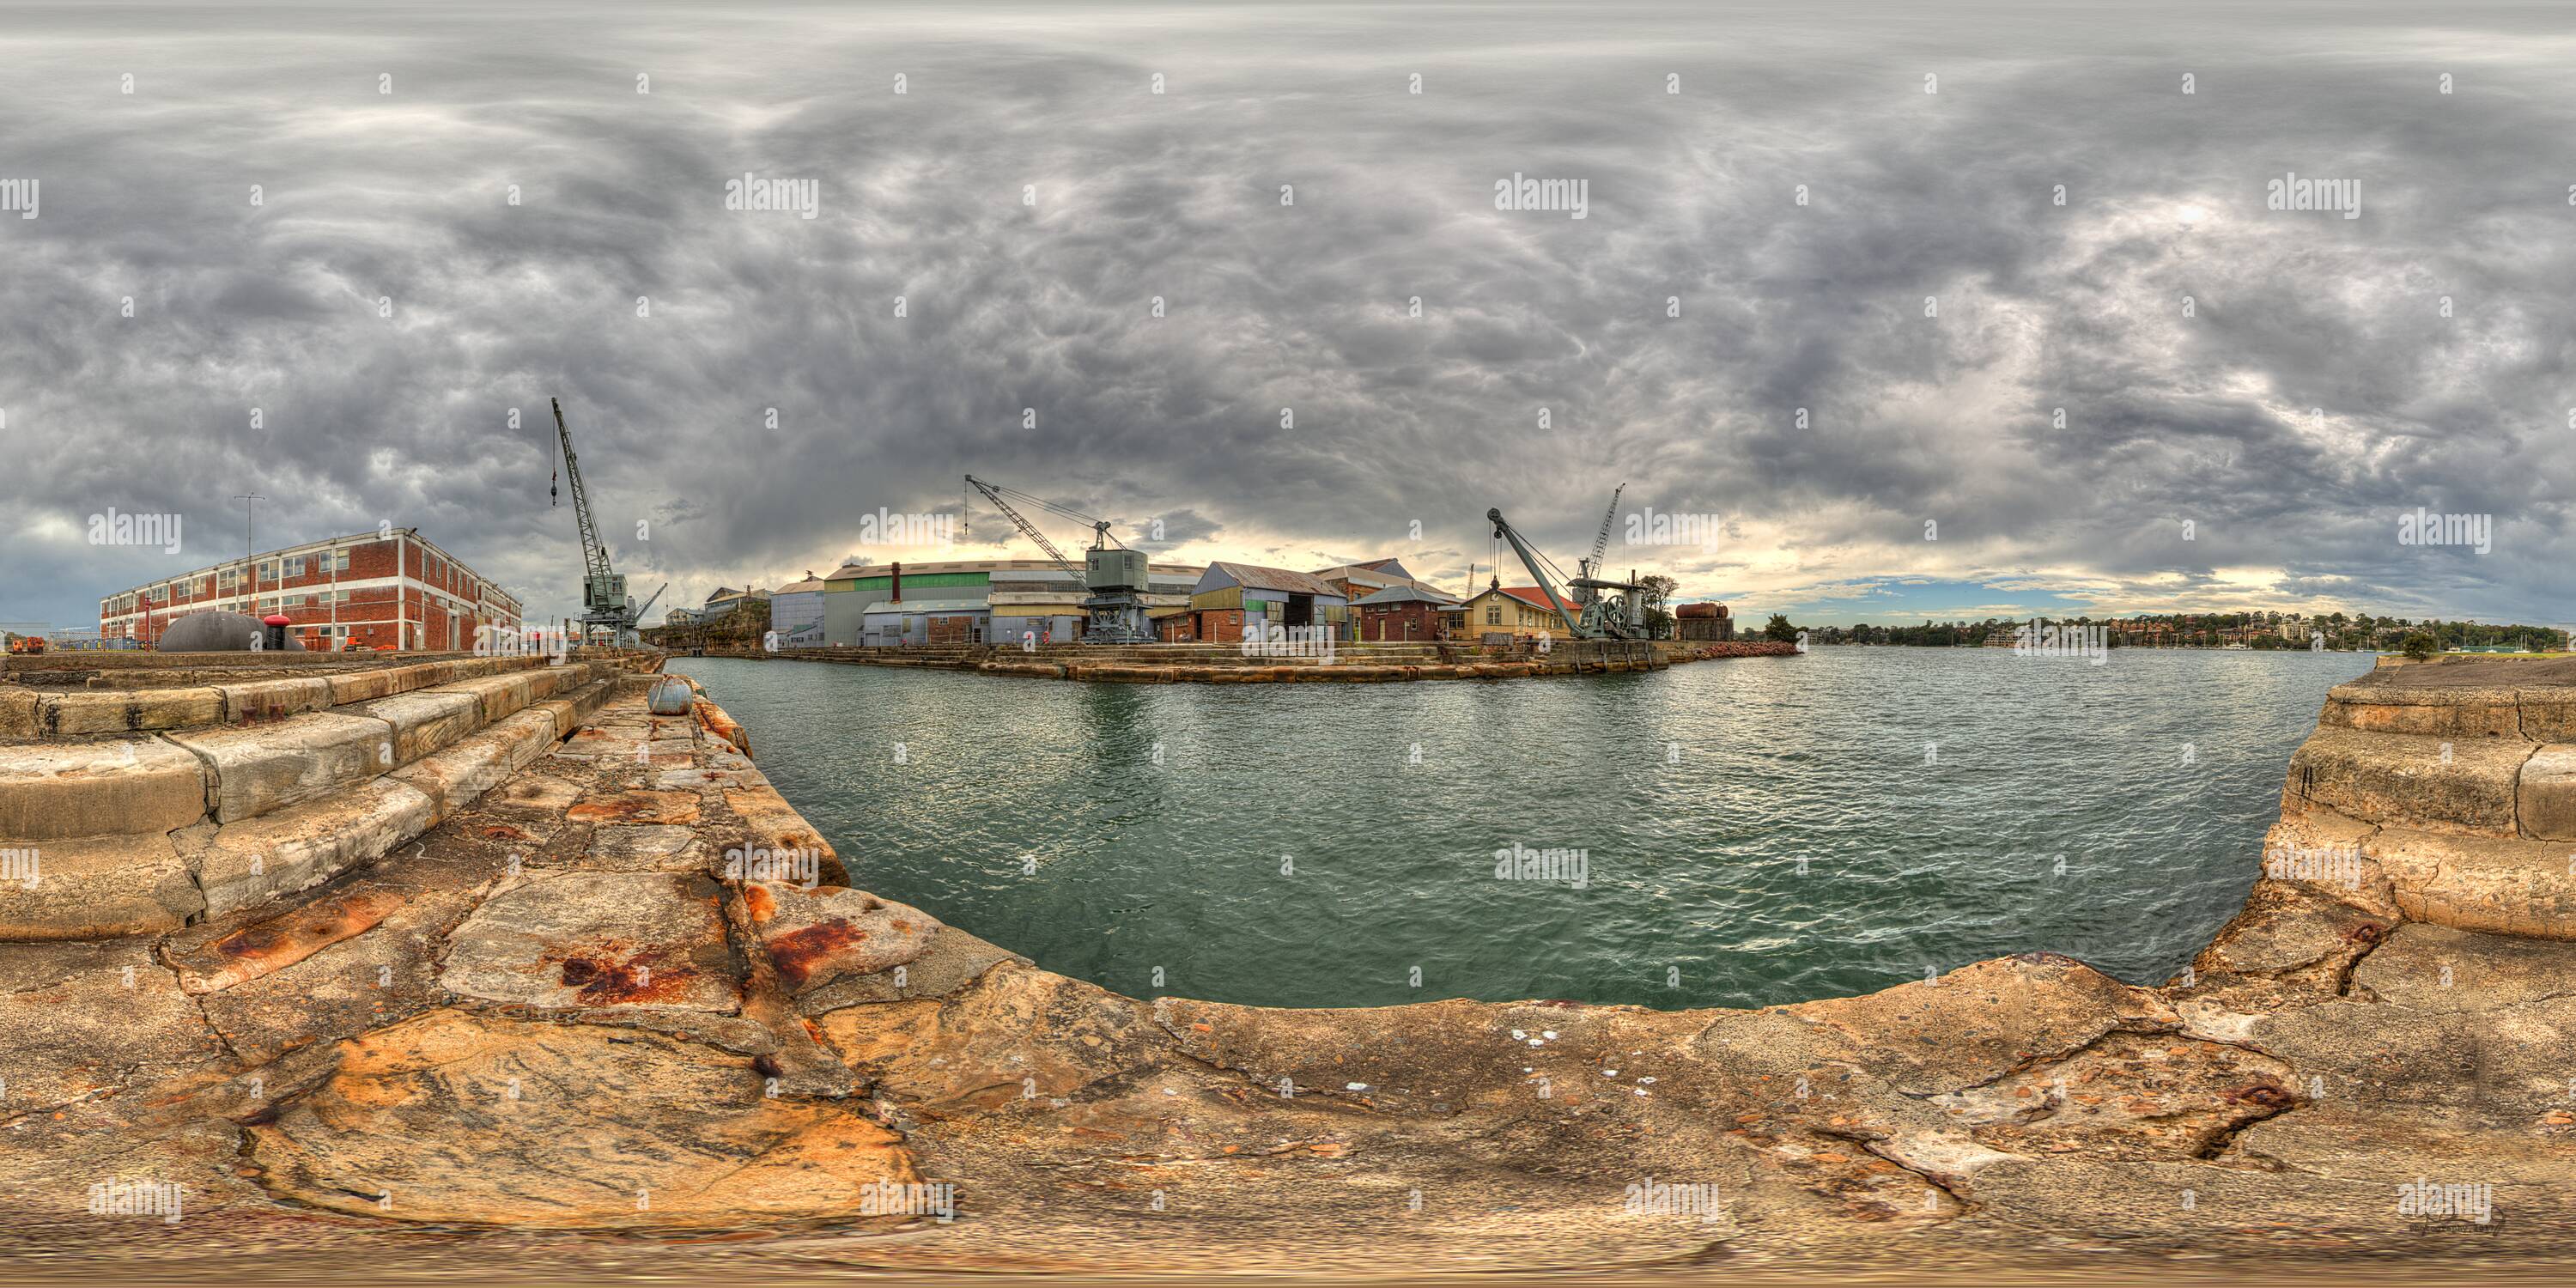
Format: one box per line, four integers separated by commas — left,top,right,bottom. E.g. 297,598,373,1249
184,775,436,918
2285,726,2532,835
215,675,335,725
0,832,204,940
386,708,556,823
244,1009,920,1229
2514,744,2576,841
2366,827,2576,939
742,881,937,994
42,686,223,737
168,711,396,823
0,688,38,739
352,687,483,763
439,871,742,1012
163,888,407,993
0,938,223,1110
0,737,209,842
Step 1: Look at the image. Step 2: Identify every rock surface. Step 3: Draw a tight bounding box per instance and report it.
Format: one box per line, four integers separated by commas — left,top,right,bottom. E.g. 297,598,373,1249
7,653,2576,1279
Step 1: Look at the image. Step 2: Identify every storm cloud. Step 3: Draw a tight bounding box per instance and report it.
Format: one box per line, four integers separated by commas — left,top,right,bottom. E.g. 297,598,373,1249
3,1,2569,631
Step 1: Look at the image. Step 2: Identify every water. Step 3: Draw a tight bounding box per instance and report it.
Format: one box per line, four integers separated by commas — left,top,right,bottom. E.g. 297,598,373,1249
669,648,2371,1011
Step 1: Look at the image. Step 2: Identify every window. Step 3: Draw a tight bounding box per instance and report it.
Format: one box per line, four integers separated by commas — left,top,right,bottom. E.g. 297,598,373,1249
259,562,276,581
283,556,306,577
1485,603,1501,625
219,568,237,589
331,550,350,573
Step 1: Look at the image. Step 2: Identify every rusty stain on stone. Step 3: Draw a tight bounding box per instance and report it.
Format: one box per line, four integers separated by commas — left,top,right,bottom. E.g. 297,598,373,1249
763,918,869,988
567,789,702,826
553,946,696,1006
178,890,409,993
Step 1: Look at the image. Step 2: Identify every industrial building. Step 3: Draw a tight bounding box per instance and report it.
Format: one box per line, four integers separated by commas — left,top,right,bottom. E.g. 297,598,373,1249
1184,563,1351,645
1309,558,1450,608
1675,602,1735,641
817,559,1203,647
97,528,522,652
769,574,827,647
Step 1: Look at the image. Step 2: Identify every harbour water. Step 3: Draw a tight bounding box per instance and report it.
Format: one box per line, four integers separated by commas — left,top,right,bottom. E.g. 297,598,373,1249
670,647,2372,1010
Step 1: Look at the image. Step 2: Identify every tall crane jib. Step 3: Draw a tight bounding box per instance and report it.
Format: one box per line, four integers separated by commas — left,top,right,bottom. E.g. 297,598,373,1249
1577,483,1625,607
550,398,661,647
963,475,1156,644
1488,505,1647,641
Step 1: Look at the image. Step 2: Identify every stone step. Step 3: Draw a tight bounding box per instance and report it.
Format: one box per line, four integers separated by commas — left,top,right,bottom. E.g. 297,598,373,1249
0,831,205,940
2283,726,2537,838
2325,678,2576,743
2,653,574,740
0,677,623,939
1,664,611,848
2263,805,2576,940
0,737,211,842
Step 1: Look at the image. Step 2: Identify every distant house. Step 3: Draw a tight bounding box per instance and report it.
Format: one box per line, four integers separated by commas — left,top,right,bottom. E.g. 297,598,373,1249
1188,562,1351,645
1457,580,1580,642
1675,601,1733,641
702,586,772,620
1352,583,1463,642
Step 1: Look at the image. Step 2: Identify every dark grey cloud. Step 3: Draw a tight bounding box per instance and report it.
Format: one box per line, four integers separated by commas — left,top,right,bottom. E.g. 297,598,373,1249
3,2,2569,632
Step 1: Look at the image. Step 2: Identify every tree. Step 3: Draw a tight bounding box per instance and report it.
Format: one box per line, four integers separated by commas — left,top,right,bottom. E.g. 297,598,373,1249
1763,613,1797,642
2401,631,2439,661
1636,574,1680,640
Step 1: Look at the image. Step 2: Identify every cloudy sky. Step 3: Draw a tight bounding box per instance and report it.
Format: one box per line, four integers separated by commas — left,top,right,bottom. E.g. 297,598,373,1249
3,0,2571,633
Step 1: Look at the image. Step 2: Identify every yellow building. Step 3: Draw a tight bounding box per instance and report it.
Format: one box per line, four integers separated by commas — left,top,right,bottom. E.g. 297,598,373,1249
1457,582,1581,642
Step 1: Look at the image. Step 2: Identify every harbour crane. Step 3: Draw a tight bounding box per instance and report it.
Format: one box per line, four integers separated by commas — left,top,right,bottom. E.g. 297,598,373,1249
1488,504,1646,640
962,475,1156,643
1574,483,1625,608
550,398,664,647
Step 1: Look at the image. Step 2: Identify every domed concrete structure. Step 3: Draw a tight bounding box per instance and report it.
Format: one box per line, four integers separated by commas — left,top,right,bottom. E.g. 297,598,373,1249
155,609,304,652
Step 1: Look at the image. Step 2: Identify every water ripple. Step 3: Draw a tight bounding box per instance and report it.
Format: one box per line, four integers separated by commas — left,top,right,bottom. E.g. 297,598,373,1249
670,648,2370,1010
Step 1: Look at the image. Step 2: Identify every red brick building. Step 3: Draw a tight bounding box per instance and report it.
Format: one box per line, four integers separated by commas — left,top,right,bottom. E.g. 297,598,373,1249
1181,607,1248,644
99,528,523,653
1352,585,1462,642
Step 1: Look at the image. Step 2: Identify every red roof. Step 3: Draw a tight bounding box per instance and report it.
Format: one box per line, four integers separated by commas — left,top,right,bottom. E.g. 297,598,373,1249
1495,586,1578,615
